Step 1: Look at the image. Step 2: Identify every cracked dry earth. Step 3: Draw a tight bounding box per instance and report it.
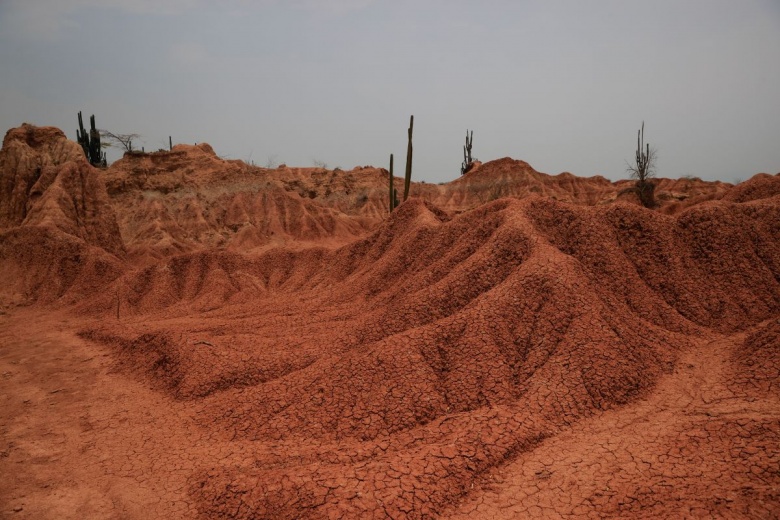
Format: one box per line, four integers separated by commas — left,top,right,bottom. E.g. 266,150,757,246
2,124,780,518
443,331,780,518
2,312,779,518
2,194,780,519
0,309,199,518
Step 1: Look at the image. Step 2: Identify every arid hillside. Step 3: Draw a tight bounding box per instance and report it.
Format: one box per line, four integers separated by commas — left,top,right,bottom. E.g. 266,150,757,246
104,147,736,260
1,124,779,519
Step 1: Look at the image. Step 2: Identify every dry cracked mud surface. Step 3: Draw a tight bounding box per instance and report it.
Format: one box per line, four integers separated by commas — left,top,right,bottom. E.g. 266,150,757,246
443,332,780,518
2,124,780,518
3,312,779,519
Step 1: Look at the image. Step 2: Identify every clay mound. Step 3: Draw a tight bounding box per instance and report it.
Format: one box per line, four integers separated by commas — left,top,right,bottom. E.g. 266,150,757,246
0,124,124,254
101,195,780,332
20,160,125,255
0,226,124,307
73,194,780,517
113,183,377,261
190,200,777,518
731,319,780,398
419,157,731,214
90,249,296,316
105,142,246,195
722,172,780,203
0,124,86,228
99,143,739,262
445,158,616,206
83,193,780,381
0,125,126,307
104,148,390,260
186,195,780,435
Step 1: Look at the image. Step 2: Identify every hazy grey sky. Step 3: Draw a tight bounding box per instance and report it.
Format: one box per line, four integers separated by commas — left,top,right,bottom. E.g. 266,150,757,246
1,0,778,183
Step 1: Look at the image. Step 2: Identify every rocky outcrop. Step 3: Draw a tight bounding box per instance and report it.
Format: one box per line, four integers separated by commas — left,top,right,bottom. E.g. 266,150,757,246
0,124,85,228
0,124,123,254
0,124,125,306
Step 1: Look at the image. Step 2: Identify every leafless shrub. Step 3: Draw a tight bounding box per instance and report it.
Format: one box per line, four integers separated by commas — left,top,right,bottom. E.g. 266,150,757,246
100,130,141,153
265,155,279,168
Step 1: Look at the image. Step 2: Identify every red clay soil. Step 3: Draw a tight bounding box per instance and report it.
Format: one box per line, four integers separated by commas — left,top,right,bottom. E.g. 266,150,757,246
1,124,779,519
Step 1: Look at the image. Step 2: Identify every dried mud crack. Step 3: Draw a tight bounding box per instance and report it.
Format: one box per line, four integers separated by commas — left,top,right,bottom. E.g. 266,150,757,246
443,329,780,518
1,124,779,518
3,312,779,518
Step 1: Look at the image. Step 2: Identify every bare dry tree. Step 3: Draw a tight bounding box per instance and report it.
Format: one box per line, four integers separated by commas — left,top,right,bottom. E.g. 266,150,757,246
265,155,279,169
100,130,141,153
627,121,657,208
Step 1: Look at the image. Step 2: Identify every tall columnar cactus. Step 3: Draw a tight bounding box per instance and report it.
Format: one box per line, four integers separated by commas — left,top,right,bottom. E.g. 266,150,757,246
635,122,650,181
461,129,474,175
76,111,87,156
403,115,414,201
76,111,106,167
389,154,400,213
629,121,656,208
169,136,173,151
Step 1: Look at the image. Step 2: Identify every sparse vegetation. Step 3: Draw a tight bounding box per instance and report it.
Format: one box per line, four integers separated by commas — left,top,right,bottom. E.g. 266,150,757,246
461,129,476,175
627,121,657,208
388,153,399,213
403,115,414,201
487,179,508,202
76,111,107,167
354,190,369,208
100,129,141,153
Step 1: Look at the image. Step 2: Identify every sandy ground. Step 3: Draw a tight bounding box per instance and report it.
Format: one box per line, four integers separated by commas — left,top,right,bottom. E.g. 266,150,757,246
1,308,198,518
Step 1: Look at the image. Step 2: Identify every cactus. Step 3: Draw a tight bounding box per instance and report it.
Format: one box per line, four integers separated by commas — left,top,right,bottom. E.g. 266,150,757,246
389,153,396,213
389,154,395,213
461,129,474,175
169,136,173,151
628,121,656,208
403,115,413,201
636,123,651,181
76,111,106,167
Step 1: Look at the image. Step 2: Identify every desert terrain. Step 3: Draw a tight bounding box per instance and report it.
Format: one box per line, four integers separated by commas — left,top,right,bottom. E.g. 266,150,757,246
1,123,779,519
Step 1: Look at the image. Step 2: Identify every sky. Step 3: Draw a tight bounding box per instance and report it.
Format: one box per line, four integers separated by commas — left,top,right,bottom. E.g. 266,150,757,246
0,0,778,184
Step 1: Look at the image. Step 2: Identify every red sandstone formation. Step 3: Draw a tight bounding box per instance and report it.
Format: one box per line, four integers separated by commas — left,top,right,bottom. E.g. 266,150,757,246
1,124,778,518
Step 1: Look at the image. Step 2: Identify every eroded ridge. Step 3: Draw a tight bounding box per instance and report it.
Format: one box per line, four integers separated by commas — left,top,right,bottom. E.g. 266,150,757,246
63,196,778,518
1,125,779,518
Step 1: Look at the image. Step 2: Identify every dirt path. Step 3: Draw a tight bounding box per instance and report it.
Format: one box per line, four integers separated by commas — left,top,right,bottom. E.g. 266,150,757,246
443,331,780,518
0,309,205,519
